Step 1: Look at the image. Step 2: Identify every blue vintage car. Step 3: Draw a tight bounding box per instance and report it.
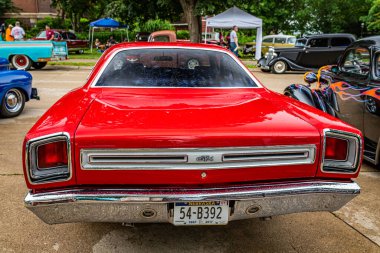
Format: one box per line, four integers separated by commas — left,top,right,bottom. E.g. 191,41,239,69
0,57,39,117
0,40,67,70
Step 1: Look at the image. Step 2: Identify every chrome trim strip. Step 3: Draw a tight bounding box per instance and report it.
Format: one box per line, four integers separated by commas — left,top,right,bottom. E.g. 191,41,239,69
88,46,263,89
25,132,72,185
80,145,316,170
24,180,360,224
321,129,362,174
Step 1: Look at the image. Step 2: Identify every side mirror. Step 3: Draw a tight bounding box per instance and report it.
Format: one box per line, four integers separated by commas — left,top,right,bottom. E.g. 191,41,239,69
331,66,339,74
304,72,317,85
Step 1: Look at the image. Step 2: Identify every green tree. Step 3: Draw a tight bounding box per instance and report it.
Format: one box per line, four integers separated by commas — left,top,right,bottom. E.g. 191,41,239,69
0,0,17,16
294,0,372,35
51,0,98,31
363,0,380,31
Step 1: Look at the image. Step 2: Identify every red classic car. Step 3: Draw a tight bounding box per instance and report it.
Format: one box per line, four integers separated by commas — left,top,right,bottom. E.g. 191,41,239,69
33,30,88,54
23,43,362,226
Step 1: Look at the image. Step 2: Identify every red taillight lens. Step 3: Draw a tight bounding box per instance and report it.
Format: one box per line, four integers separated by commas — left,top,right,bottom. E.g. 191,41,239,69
325,137,348,161
37,141,68,169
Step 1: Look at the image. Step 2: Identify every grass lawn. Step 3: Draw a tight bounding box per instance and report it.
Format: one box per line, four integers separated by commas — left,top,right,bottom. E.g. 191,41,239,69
48,61,95,67
67,49,102,60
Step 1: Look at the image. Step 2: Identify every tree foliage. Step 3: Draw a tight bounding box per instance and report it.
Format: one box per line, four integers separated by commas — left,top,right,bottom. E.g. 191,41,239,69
0,0,17,17
49,0,375,39
51,0,98,31
363,0,380,31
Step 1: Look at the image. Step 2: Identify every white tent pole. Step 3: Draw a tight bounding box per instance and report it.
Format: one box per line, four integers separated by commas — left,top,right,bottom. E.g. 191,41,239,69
204,22,208,44
91,27,95,53
255,26,262,60
88,26,91,44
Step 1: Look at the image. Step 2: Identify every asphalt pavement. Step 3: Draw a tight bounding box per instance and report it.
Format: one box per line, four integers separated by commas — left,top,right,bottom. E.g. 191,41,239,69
0,66,379,253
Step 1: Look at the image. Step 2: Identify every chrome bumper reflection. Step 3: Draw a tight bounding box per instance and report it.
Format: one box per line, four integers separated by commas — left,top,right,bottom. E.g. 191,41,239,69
25,180,360,224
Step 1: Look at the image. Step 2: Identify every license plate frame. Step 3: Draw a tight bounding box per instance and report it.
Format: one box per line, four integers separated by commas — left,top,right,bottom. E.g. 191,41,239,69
173,201,229,226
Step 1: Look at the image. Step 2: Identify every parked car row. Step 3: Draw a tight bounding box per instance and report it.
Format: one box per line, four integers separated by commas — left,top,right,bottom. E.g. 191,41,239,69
258,33,356,74
33,30,88,54
284,36,380,166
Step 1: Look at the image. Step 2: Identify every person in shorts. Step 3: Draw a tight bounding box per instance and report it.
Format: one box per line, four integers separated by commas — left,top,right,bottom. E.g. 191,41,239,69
229,25,239,57
11,21,25,41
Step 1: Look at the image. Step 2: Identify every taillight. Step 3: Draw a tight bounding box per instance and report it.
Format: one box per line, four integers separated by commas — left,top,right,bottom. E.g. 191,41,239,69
26,133,71,184
325,137,348,161
322,129,362,174
37,141,68,169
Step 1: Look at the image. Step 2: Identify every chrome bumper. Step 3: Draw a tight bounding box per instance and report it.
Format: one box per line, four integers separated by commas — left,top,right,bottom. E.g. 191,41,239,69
25,180,360,225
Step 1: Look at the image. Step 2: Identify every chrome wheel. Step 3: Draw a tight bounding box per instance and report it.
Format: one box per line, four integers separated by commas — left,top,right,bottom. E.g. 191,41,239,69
272,60,287,74
5,89,23,113
11,55,31,70
187,58,200,69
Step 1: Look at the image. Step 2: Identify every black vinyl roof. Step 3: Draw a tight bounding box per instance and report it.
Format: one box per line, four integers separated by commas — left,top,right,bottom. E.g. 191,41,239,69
302,33,356,39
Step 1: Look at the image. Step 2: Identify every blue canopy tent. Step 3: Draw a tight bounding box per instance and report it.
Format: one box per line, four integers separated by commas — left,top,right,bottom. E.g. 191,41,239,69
89,17,129,52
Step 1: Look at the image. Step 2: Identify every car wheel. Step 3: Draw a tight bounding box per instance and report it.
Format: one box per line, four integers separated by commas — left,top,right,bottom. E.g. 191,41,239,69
32,62,47,69
271,60,287,74
11,55,32,70
187,58,200,69
0,88,25,118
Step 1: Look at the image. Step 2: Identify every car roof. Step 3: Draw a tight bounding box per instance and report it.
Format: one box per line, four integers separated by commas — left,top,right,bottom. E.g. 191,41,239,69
263,35,295,39
104,42,231,54
302,33,355,39
354,36,380,47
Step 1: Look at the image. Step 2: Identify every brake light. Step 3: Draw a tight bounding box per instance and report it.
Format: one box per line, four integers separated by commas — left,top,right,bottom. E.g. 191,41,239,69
26,133,71,183
325,137,348,161
37,141,68,169
322,129,362,174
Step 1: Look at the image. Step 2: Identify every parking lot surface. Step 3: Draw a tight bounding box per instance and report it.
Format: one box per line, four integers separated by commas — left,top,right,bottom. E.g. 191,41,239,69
0,66,379,253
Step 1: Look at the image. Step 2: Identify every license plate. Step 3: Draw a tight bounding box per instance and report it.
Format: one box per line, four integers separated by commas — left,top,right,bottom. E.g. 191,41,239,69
173,201,229,225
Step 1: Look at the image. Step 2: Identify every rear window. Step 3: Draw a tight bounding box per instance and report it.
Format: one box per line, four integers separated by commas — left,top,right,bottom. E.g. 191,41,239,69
95,48,257,88
331,37,352,47
295,39,306,47
274,37,286,44
287,37,296,44
263,38,273,43
309,38,328,47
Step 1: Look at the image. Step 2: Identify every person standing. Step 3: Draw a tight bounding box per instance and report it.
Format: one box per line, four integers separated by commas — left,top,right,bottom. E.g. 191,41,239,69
11,21,25,41
230,25,239,57
5,24,14,41
0,23,5,40
45,25,55,40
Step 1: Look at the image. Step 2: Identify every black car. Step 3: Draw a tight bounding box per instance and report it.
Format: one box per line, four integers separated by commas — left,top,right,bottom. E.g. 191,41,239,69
259,34,356,74
284,36,380,165
135,32,150,42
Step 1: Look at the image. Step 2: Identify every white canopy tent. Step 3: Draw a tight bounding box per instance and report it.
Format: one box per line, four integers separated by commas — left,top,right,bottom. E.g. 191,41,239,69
206,6,263,59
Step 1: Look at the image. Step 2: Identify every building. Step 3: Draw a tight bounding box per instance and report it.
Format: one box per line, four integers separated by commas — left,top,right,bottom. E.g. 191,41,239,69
2,0,57,27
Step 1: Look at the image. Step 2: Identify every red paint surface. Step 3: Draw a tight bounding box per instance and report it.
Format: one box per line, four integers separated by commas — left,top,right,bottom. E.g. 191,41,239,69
23,43,363,190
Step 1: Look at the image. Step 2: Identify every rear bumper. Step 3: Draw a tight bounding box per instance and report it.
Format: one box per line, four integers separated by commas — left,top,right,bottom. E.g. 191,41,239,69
24,180,360,225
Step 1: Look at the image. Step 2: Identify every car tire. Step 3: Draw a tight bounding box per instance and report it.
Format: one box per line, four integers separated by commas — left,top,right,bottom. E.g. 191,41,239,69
271,60,287,74
11,55,32,70
32,62,47,69
186,58,200,69
261,69,271,73
0,88,25,118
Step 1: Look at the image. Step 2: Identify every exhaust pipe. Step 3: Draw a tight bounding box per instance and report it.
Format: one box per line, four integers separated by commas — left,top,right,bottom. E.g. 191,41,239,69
140,208,157,218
